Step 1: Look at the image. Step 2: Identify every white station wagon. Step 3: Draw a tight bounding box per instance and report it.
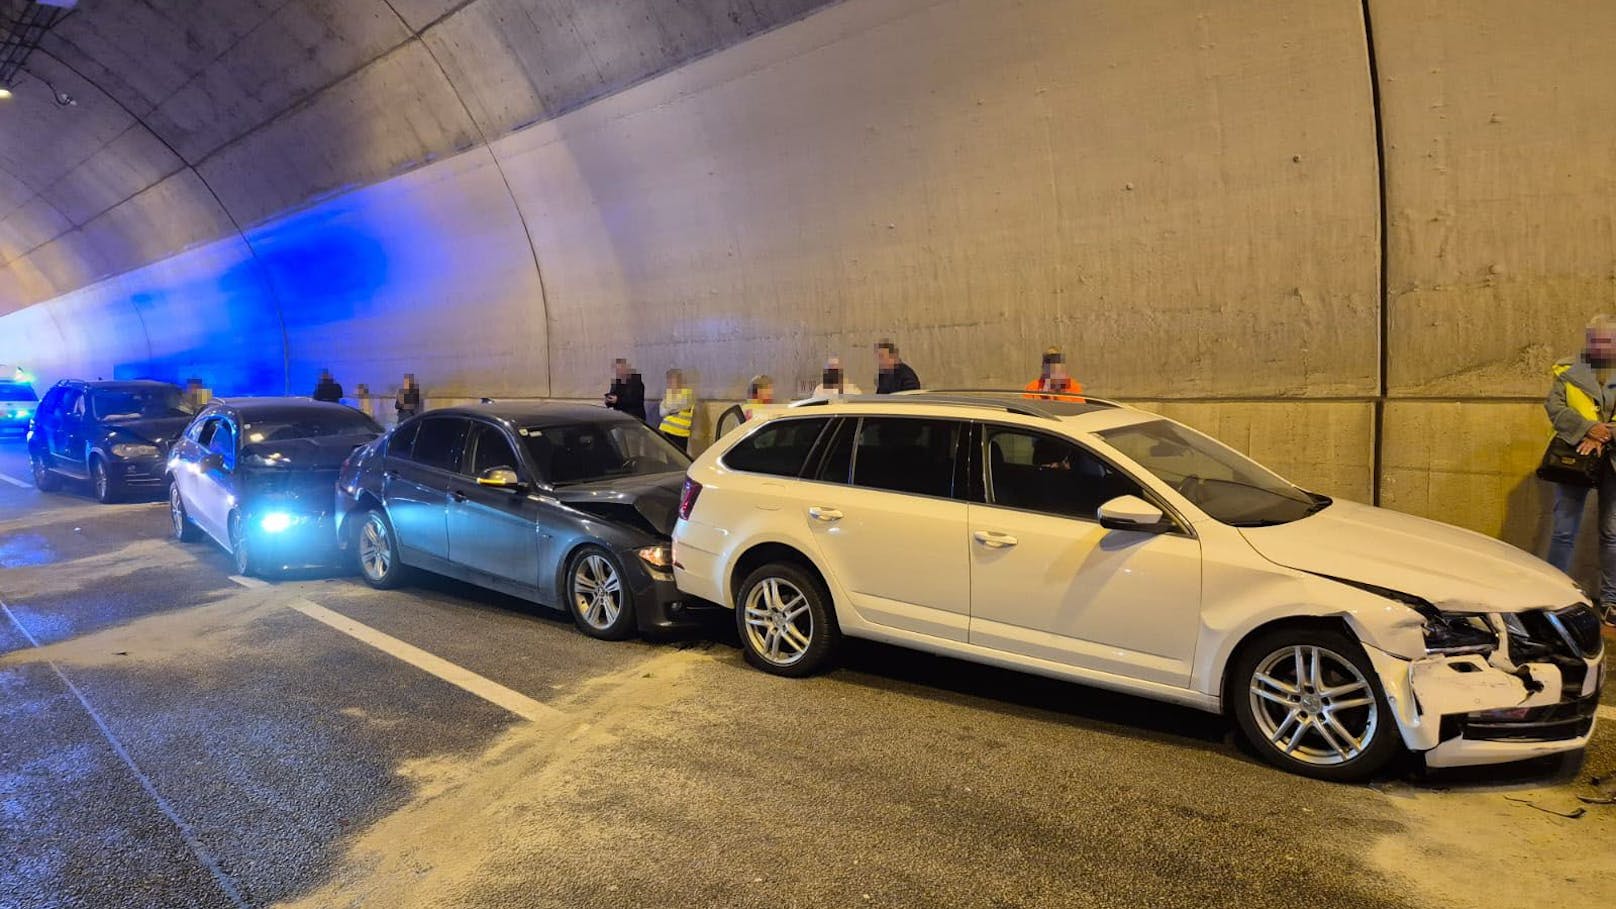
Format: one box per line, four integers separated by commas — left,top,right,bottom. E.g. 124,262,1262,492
671,392,1605,780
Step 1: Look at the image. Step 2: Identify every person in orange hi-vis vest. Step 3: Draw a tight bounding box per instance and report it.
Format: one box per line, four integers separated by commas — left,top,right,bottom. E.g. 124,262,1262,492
1023,346,1084,402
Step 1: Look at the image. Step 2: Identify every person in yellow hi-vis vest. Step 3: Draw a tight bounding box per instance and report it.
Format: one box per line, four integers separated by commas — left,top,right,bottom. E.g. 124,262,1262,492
658,368,694,454
1544,314,1616,625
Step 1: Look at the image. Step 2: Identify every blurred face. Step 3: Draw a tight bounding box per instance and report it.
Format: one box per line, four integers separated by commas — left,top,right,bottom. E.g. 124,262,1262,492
1587,330,1616,365
614,361,629,380
756,383,774,403
876,347,897,371
1049,361,1069,383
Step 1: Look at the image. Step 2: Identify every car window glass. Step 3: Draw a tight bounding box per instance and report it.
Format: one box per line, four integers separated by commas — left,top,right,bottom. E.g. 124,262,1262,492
193,416,217,446
851,417,962,498
90,386,192,421
521,421,688,486
388,419,420,459
0,382,36,402
207,419,236,469
722,418,829,477
985,427,1143,520
811,418,855,484
409,417,469,471
37,388,61,416
59,389,82,418
465,424,520,477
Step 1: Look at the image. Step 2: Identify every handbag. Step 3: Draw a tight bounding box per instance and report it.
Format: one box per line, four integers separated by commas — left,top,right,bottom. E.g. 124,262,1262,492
1536,434,1606,487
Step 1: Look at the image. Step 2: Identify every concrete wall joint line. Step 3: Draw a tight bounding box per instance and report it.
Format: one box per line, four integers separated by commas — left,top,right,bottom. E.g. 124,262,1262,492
378,0,556,396
1361,0,1390,507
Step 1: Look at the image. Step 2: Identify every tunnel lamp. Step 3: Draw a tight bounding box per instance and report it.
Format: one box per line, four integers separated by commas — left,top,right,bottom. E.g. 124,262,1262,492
0,87,11,100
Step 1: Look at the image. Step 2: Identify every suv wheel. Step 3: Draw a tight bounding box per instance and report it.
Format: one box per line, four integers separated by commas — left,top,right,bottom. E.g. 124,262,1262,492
169,482,201,542
566,547,636,640
735,561,839,677
1229,627,1401,782
31,454,60,492
354,509,406,589
91,456,121,504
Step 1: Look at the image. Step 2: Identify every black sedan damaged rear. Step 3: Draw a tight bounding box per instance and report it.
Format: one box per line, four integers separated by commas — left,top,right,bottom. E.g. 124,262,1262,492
335,403,705,639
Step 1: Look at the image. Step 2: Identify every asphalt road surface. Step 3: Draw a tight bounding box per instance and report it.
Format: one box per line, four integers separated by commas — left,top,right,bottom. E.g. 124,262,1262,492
2,439,1613,909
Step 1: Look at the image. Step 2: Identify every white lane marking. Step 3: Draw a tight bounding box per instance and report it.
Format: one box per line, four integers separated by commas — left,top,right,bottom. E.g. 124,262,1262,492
0,472,30,488
286,598,561,723
0,599,250,909
227,575,269,589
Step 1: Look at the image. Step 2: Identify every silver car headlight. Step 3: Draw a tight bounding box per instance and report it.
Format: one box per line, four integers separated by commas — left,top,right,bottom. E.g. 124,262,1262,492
111,442,160,459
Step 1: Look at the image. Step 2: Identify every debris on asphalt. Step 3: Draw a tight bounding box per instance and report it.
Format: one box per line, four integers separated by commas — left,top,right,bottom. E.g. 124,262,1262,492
1503,796,1586,819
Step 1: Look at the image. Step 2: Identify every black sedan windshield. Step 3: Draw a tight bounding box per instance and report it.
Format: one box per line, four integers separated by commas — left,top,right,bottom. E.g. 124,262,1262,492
522,420,689,486
1099,420,1326,526
243,409,381,443
91,386,192,421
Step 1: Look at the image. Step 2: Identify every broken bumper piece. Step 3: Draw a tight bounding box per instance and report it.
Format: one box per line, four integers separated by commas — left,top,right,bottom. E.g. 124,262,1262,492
1363,638,1605,769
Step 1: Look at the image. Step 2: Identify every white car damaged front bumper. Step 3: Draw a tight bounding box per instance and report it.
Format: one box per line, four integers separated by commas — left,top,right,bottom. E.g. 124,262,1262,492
1363,632,1606,769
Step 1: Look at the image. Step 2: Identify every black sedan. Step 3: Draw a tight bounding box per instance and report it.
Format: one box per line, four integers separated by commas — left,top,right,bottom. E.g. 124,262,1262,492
335,403,699,639
168,398,382,576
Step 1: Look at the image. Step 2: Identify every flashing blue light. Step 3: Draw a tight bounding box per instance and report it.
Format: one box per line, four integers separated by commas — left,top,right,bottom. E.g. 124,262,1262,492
259,512,295,534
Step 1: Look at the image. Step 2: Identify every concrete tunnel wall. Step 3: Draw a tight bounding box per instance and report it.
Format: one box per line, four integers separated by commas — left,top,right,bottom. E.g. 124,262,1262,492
1,0,1614,572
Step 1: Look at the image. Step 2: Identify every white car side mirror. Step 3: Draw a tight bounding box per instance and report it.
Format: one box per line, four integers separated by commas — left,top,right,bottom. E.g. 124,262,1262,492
1097,495,1170,533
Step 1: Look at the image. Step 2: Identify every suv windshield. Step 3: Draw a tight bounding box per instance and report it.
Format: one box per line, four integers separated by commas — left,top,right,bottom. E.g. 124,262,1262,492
90,386,192,421
0,382,36,402
1098,419,1327,526
522,420,689,486
243,409,382,443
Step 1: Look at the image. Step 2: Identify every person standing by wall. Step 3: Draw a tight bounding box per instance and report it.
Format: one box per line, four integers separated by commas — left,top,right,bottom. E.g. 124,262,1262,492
605,358,647,422
811,355,863,397
743,374,779,422
395,373,422,424
354,383,373,419
874,340,921,394
658,368,695,453
181,376,211,411
1023,346,1084,401
1544,314,1616,625
313,369,343,403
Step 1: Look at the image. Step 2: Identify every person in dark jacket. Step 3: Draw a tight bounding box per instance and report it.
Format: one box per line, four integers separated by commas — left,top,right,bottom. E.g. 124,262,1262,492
874,340,921,394
312,369,344,403
395,373,422,423
605,358,647,422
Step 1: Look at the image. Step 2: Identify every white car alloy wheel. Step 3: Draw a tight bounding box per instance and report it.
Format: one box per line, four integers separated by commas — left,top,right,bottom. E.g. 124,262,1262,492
743,577,814,668
229,512,255,577
568,549,634,640
358,513,391,582
1248,644,1379,767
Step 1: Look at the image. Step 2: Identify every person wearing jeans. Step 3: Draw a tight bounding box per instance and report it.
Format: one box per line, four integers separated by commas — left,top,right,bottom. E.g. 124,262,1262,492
1544,314,1616,625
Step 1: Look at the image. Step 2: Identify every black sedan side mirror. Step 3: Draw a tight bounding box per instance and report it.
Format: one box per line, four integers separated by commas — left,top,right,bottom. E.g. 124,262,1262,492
476,467,523,490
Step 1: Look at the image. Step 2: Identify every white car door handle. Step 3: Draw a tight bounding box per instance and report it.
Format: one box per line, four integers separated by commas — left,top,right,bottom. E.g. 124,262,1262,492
973,530,1018,548
808,506,843,522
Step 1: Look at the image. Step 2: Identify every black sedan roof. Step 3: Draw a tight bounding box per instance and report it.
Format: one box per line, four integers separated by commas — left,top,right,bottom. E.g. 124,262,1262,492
211,397,372,420
433,401,637,429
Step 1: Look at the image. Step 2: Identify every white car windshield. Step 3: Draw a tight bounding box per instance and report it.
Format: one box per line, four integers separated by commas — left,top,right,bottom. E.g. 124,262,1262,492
1098,420,1328,526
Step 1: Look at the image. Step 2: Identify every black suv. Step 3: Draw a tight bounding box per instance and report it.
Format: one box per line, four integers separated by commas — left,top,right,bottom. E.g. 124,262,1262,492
28,380,196,502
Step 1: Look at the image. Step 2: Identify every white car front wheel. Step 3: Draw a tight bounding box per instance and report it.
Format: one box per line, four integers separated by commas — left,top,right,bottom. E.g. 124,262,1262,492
1230,628,1400,782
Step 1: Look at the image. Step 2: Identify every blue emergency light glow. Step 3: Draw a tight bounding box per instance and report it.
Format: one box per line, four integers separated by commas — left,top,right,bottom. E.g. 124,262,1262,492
259,512,295,534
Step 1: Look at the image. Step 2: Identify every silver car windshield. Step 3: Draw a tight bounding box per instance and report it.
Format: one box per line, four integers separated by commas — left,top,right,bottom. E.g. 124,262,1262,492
1097,419,1328,526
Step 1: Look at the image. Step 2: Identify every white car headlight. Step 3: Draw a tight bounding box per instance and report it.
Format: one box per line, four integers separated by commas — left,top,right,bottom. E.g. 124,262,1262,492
111,443,160,459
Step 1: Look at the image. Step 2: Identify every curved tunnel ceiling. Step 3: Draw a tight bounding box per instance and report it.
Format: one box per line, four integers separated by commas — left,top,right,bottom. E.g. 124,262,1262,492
0,0,837,312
